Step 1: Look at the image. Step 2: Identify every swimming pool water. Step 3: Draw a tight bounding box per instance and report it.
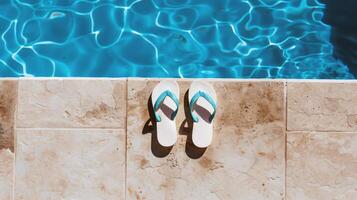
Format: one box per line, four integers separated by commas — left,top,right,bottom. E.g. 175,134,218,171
0,0,355,78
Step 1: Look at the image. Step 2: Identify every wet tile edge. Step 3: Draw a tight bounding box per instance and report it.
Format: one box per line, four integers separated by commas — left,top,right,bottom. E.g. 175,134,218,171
3,77,357,83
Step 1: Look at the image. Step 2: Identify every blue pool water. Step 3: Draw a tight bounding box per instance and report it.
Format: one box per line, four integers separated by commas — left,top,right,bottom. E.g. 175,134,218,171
0,0,355,78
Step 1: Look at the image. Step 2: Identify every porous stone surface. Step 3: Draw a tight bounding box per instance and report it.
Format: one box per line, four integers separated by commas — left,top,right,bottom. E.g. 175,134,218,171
0,80,17,152
287,131,357,200
15,129,126,200
5,78,357,200
287,82,357,131
17,79,126,128
127,79,286,200
0,149,14,200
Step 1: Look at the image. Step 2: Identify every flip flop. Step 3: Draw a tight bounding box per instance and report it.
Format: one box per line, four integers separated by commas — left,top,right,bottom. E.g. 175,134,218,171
151,80,180,147
189,81,217,148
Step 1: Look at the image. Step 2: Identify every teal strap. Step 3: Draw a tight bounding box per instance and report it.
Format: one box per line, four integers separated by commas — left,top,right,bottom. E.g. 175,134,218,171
153,90,179,122
189,91,216,123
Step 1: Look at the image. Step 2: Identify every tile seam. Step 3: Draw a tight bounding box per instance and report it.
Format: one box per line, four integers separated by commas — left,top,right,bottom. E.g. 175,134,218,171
15,127,127,130
285,131,289,200
14,127,126,132
284,80,288,200
286,131,357,134
285,80,288,132
285,129,357,133
124,78,128,200
13,78,20,200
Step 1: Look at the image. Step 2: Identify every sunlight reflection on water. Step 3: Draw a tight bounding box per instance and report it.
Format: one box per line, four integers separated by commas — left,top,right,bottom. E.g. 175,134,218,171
0,0,354,78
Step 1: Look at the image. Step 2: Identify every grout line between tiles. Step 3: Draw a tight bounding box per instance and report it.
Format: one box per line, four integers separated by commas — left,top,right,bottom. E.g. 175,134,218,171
14,127,127,131
286,131,357,134
285,81,288,132
12,130,16,200
124,78,128,200
13,78,20,200
284,80,288,200
285,131,288,200
285,130,357,133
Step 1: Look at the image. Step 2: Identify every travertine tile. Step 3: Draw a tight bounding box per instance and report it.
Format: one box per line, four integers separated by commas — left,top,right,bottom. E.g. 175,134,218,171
127,79,285,200
0,80,17,152
287,82,357,131
287,132,357,200
15,129,125,200
17,79,126,128
0,80,16,200
0,149,14,200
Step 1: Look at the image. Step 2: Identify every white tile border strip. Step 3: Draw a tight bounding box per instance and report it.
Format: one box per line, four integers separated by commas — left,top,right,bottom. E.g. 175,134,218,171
1,77,352,83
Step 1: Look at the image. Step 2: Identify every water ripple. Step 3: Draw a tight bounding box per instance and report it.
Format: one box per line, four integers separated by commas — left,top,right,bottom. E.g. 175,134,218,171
0,0,354,78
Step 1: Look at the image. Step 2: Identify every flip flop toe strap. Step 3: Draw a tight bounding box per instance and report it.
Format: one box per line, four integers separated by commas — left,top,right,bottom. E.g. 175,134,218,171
189,91,217,123
153,90,179,122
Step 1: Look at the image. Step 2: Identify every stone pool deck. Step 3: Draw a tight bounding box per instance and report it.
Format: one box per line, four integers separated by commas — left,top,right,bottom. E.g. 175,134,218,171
0,78,356,200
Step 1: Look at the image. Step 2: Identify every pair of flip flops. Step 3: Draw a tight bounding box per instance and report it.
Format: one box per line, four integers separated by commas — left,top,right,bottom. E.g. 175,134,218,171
151,81,217,148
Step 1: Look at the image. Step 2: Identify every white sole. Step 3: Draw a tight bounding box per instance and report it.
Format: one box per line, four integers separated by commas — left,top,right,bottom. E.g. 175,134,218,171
188,81,217,148
151,80,179,147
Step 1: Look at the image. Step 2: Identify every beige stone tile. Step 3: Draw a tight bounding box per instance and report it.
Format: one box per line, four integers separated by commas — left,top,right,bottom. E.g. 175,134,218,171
17,79,126,128
0,149,14,200
287,131,357,200
15,129,125,200
127,79,286,200
287,82,357,131
0,80,17,152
